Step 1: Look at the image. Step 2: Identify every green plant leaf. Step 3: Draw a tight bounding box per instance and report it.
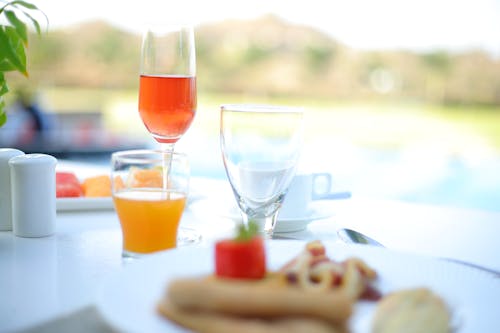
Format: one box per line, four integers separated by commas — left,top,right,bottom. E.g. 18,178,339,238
0,74,8,128
0,28,18,71
7,25,27,70
0,73,8,96
20,9,41,35
5,9,27,44
13,1,48,35
0,25,27,75
0,59,16,72
0,61,16,72
0,111,7,127
0,0,44,128
9,1,38,10
0,97,6,127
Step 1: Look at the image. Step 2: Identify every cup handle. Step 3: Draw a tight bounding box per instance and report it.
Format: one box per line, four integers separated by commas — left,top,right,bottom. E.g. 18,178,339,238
311,173,332,199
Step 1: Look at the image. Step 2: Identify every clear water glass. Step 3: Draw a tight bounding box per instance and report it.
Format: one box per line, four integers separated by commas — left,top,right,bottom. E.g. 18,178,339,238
220,104,303,237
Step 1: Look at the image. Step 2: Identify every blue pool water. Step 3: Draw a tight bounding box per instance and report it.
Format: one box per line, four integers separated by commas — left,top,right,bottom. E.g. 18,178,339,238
187,143,500,212
336,149,500,212
70,141,500,212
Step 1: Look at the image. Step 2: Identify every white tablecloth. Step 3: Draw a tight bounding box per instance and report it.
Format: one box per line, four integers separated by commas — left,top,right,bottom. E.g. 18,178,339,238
1,177,499,332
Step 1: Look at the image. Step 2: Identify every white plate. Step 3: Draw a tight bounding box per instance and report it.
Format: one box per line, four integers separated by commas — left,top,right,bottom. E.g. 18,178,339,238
56,197,114,211
189,199,334,232
56,191,203,212
96,241,500,333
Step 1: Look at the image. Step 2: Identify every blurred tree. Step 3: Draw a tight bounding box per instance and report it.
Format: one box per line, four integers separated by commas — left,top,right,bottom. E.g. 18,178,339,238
9,16,500,107
304,44,335,73
421,51,451,103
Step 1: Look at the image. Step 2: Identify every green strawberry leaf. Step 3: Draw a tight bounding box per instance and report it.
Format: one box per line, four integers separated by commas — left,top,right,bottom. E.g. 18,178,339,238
235,220,259,241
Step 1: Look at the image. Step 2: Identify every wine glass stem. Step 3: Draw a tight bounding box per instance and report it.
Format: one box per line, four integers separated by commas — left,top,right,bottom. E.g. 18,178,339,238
160,142,175,153
160,143,175,193
243,212,279,239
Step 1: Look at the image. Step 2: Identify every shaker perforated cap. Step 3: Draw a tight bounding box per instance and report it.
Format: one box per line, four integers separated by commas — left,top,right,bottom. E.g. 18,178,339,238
9,153,57,166
0,148,24,162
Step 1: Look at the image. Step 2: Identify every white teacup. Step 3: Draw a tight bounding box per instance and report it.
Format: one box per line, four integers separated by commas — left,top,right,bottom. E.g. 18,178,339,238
279,173,333,219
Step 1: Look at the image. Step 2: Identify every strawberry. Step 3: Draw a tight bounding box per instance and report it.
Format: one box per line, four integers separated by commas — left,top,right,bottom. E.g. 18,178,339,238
215,221,266,280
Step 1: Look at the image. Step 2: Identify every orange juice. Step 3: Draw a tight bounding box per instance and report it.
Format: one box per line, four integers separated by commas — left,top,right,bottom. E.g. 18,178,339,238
113,190,186,254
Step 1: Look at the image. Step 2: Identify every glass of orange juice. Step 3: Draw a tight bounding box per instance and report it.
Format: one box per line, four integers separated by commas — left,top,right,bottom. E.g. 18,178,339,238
111,150,189,258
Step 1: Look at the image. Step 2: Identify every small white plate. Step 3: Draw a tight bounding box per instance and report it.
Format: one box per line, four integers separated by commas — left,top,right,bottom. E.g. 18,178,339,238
189,199,334,232
56,197,114,211
57,192,203,212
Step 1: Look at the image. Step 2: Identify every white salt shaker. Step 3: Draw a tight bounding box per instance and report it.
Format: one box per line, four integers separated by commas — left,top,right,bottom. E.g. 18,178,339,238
9,154,57,237
0,148,25,231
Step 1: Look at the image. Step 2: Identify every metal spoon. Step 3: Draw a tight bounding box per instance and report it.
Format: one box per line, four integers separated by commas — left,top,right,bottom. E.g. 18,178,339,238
337,228,384,247
337,228,500,277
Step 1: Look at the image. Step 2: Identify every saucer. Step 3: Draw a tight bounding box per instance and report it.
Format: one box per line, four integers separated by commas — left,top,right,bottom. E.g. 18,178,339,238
274,206,334,232
189,199,335,233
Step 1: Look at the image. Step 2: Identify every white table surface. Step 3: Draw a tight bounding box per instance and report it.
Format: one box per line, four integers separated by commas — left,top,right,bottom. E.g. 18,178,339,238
1,177,499,332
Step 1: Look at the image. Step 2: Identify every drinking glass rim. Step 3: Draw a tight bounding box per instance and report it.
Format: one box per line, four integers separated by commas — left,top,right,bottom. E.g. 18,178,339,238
111,149,187,164
220,104,304,113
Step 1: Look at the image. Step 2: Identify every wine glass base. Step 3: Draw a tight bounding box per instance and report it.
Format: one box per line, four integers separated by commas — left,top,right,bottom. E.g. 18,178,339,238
177,227,202,246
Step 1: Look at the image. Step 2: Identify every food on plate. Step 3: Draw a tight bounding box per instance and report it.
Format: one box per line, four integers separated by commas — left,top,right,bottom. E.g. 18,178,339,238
83,175,125,197
82,175,112,197
126,167,163,188
158,239,451,333
372,288,450,333
279,240,380,301
159,277,352,333
56,172,125,198
158,239,379,332
56,167,166,199
215,221,266,279
56,172,83,198
159,303,342,333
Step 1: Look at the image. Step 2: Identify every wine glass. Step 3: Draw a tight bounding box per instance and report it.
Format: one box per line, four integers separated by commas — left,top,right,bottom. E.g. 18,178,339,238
220,104,303,237
138,25,196,153
138,25,199,244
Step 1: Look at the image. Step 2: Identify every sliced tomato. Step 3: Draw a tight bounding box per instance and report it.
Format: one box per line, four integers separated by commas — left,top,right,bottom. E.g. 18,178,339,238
56,172,83,198
215,236,266,279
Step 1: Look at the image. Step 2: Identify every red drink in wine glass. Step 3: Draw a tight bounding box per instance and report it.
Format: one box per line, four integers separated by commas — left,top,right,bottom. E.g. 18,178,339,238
138,75,196,144
139,26,196,150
